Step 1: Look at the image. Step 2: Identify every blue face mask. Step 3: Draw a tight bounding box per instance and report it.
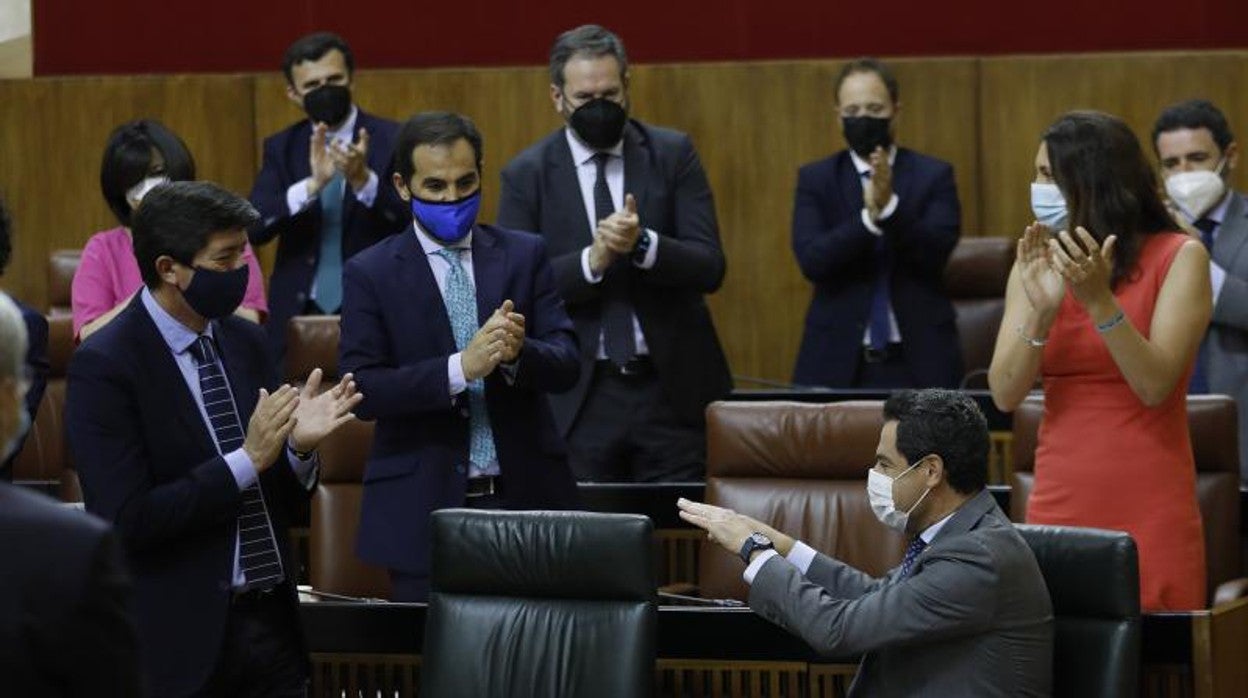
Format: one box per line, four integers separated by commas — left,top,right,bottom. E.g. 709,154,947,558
410,190,481,244
1030,182,1068,231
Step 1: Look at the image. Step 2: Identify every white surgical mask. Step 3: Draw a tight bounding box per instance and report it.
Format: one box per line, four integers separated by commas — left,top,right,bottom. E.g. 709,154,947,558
1165,160,1227,220
1030,182,1068,231
867,460,931,533
125,175,170,210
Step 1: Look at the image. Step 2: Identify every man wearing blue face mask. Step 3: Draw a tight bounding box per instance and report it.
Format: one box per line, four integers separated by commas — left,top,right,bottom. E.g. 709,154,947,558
792,58,963,390
679,389,1053,697
340,111,582,602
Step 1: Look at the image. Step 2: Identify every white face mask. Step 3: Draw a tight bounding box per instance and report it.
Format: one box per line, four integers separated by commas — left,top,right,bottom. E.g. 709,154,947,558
1165,160,1226,220
1030,182,1068,231
125,175,170,210
867,460,931,533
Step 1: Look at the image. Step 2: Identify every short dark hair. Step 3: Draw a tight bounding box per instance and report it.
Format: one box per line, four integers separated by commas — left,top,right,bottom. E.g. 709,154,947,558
100,119,196,227
834,58,900,104
282,32,354,86
392,112,484,183
1151,99,1236,155
131,181,259,289
0,195,11,276
1044,110,1176,288
549,24,629,90
883,389,988,495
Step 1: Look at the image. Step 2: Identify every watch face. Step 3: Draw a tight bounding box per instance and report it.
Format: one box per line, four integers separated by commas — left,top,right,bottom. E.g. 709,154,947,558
751,532,771,546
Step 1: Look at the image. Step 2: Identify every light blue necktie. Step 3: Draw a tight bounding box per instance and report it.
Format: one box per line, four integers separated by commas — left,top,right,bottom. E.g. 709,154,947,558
314,173,345,312
434,248,498,472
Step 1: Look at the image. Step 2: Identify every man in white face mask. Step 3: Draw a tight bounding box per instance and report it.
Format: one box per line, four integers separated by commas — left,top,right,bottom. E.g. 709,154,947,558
678,389,1053,697
1153,99,1248,476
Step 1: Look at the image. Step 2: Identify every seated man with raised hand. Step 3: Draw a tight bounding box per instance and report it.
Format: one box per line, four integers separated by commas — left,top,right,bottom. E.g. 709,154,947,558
679,389,1053,697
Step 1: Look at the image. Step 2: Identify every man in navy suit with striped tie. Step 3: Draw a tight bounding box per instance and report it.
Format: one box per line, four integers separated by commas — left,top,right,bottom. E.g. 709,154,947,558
67,181,363,697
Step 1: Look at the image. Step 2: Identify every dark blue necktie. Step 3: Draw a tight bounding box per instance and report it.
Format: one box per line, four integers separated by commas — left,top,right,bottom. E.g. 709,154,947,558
595,152,637,366
1188,218,1217,394
900,536,927,578
189,335,284,591
864,169,893,350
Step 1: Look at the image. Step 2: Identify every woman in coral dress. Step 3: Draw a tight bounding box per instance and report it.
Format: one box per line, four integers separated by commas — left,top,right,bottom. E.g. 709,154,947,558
989,111,1211,610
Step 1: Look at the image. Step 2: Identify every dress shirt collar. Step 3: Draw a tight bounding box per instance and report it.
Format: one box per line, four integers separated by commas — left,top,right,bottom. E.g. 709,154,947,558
140,287,214,356
412,221,473,256
325,106,360,146
565,127,624,166
849,145,898,176
1200,188,1234,226
918,508,956,545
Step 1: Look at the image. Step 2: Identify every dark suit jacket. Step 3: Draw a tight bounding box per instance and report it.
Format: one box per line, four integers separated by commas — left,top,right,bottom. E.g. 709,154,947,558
751,490,1054,697
497,120,732,432
0,482,138,696
2,301,49,478
791,148,963,388
248,109,408,362
66,296,311,697
1205,192,1248,479
340,224,581,577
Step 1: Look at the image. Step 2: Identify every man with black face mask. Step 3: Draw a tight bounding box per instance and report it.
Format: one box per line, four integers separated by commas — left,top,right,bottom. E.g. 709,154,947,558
498,24,732,483
249,31,407,368
67,181,363,696
791,58,963,390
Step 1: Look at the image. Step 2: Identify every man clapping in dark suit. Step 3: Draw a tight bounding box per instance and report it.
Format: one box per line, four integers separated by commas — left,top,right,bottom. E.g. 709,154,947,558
68,182,362,697
498,24,732,483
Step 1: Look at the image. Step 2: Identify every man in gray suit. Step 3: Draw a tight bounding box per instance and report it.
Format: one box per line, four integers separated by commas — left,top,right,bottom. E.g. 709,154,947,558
679,389,1053,697
1153,99,1248,481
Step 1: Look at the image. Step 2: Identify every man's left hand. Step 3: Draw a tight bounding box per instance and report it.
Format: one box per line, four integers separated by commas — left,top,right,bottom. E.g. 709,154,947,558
597,193,642,255
867,146,893,216
289,369,364,454
331,127,372,192
484,300,526,364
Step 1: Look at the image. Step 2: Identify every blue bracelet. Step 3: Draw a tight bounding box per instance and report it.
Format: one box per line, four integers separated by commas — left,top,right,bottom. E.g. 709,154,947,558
1095,309,1126,334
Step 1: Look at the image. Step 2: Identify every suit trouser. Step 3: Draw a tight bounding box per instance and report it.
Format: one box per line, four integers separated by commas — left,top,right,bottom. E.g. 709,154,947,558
194,587,307,698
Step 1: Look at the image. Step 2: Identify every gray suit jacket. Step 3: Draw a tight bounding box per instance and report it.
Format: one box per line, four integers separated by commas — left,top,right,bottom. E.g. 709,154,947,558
749,489,1054,697
1206,192,1248,480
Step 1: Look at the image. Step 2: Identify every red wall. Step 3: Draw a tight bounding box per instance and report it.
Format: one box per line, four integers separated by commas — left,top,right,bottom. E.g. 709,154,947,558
33,0,1248,75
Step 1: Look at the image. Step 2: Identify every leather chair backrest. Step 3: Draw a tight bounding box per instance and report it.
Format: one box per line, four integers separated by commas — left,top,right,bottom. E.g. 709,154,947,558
1011,394,1240,599
47,249,81,317
424,510,656,698
1016,524,1140,698
285,315,340,383
308,417,388,598
11,316,79,501
943,237,1013,388
700,400,904,601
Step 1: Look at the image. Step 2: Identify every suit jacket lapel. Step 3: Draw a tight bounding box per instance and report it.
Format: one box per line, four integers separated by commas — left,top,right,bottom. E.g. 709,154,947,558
622,122,651,219
130,297,217,456
398,227,457,355
1213,193,1248,265
835,151,865,212
471,226,505,326
548,134,596,247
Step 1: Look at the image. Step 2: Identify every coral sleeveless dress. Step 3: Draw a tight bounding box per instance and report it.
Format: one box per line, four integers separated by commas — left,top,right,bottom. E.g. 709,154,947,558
1029,232,1206,611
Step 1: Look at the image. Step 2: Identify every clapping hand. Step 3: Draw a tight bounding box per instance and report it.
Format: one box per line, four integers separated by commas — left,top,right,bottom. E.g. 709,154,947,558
1048,227,1117,308
289,369,363,454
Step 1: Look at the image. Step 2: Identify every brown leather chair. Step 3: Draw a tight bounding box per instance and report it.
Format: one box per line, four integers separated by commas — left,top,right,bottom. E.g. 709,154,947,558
47,249,81,317
698,400,903,601
285,315,341,383
11,315,80,502
943,237,1013,389
1011,394,1241,604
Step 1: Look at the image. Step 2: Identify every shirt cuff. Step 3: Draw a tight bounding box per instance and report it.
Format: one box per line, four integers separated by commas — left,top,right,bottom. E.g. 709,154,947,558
787,541,818,574
448,353,468,395
878,193,900,221
581,247,605,284
224,448,258,490
634,230,659,269
860,194,900,235
351,170,379,207
743,549,781,585
1211,261,1227,303
286,178,317,215
286,446,319,490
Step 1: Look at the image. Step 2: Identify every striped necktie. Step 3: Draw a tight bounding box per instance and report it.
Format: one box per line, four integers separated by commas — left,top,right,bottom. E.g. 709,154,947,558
188,335,284,591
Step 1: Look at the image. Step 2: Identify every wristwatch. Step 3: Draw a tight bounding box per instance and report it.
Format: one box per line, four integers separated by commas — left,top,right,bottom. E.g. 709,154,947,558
738,532,775,564
630,229,652,265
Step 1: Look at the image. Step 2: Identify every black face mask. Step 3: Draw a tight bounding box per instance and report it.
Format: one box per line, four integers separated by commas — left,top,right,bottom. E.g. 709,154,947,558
180,265,249,320
568,97,628,150
841,116,893,158
303,84,352,126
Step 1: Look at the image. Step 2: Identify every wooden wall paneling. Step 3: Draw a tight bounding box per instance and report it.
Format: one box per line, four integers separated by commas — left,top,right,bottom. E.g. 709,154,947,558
0,74,256,310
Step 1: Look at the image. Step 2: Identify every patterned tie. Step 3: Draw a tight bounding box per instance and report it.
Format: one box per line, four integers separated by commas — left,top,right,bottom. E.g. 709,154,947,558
1188,217,1218,394
314,172,346,312
188,335,284,591
900,536,927,578
864,169,894,350
594,153,637,365
434,248,498,471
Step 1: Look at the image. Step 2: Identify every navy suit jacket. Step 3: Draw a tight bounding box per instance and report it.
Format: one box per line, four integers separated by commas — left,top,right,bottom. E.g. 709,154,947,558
791,148,963,388
0,482,138,697
66,296,310,697
340,224,581,578
248,109,408,362
498,121,732,431
1,301,48,478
